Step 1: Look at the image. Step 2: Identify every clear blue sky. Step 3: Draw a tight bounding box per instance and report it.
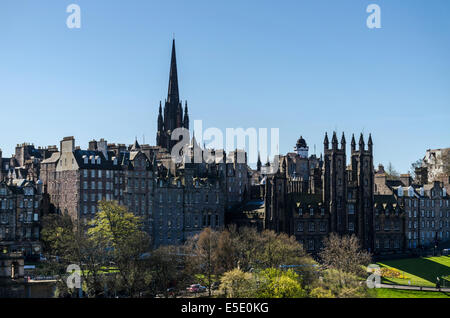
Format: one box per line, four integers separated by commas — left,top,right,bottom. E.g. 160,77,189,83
0,0,449,172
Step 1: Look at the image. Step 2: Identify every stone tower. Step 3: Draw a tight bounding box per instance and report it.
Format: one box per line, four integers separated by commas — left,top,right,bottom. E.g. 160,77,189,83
323,132,347,234
349,133,375,250
156,39,189,152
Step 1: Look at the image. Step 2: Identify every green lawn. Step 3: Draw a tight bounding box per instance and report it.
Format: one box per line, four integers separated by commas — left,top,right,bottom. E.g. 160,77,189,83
377,256,450,287
375,288,450,298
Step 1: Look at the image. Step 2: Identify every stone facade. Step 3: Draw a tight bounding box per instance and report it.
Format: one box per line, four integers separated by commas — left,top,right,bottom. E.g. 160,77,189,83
0,180,43,258
257,133,412,255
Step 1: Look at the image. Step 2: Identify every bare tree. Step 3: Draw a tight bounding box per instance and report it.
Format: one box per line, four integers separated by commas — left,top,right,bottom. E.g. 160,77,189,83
319,233,371,277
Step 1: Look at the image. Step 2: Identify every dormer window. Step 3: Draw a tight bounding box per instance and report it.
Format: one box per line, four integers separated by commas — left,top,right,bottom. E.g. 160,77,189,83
398,187,403,197
420,187,424,196
408,187,414,197
96,156,101,164
112,157,117,165
298,208,303,216
90,156,95,164
83,155,88,164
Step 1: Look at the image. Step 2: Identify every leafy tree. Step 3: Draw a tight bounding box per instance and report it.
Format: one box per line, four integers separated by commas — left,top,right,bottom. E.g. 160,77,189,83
256,268,306,298
41,213,107,297
88,200,152,297
219,268,256,298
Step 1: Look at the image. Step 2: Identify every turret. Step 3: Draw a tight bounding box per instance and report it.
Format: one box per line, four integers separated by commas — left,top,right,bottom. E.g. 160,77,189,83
368,133,373,153
340,132,346,151
257,152,262,172
331,131,338,150
324,132,329,150
359,133,365,151
351,134,356,152
184,101,189,129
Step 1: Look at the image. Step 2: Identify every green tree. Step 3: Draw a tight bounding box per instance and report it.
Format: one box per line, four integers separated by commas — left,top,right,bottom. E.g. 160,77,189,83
88,200,152,297
41,213,107,297
256,268,306,298
219,268,256,298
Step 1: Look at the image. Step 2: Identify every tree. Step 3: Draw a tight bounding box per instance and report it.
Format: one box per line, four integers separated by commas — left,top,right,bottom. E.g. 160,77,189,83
88,200,152,297
311,269,370,298
184,227,220,297
410,159,423,179
258,230,310,268
149,245,188,297
255,268,306,298
319,233,371,277
219,268,256,298
41,213,108,297
385,162,399,180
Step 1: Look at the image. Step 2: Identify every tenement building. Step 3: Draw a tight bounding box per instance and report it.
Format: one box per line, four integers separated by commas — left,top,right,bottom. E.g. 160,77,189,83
0,179,43,259
375,168,450,250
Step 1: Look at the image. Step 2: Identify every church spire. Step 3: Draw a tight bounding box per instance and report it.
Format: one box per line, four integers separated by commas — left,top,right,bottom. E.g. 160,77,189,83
184,101,189,129
167,39,179,104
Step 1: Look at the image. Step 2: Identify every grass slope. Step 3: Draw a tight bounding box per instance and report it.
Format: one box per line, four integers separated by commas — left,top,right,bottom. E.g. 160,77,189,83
377,256,450,287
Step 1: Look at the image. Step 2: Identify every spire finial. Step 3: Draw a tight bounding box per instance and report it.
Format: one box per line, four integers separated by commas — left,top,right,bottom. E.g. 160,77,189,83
167,39,179,103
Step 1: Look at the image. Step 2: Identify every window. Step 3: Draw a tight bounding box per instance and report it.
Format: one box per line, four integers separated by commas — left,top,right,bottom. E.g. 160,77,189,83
348,204,355,215
309,222,315,232
348,222,354,231
297,222,304,232
309,208,314,216
320,222,326,232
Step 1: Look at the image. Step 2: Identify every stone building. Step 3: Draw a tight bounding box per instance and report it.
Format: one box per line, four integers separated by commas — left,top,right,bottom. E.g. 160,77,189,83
0,179,43,259
0,143,57,183
415,148,450,185
375,171,450,251
257,132,410,255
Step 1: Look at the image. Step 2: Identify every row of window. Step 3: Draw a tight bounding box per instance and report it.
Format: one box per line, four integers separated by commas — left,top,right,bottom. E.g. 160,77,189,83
375,239,401,249
0,199,39,209
296,221,327,233
404,197,449,208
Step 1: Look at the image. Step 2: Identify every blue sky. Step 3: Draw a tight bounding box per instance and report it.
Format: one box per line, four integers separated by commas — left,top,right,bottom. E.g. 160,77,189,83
0,0,449,172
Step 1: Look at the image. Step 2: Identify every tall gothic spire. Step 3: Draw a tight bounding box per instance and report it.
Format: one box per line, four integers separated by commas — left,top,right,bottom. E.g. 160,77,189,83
167,39,179,104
